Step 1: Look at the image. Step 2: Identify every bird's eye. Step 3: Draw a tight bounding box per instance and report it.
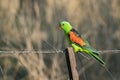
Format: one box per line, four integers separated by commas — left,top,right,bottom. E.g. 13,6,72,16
62,24,64,26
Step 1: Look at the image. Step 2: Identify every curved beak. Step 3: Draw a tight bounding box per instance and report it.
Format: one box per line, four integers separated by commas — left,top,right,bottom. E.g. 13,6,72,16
58,26,62,30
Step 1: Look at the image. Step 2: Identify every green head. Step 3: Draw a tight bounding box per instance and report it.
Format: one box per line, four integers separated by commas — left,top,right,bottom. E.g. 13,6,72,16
59,21,72,33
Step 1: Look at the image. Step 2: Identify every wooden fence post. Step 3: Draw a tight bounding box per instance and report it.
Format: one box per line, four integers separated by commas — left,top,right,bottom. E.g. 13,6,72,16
65,47,79,80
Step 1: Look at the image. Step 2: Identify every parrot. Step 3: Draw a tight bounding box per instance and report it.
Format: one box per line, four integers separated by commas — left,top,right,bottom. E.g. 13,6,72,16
58,21,105,65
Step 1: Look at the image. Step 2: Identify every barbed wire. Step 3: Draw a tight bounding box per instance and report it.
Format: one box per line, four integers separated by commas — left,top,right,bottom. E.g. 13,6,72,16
0,50,63,54
98,50,120,54
0,49,120,54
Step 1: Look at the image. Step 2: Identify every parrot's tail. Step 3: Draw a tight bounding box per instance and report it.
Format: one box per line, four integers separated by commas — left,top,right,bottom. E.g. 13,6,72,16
90,51,105,65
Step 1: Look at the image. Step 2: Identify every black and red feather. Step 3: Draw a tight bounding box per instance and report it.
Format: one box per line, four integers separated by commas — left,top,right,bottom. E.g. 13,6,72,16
68,28,85,46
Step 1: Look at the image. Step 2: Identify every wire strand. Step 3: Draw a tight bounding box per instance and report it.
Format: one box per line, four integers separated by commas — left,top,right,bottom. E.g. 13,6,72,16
98,50,120,54
0,50,63,54
0,49,120,54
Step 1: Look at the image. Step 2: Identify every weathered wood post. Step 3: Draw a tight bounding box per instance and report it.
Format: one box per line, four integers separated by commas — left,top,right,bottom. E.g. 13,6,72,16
65,47,79,80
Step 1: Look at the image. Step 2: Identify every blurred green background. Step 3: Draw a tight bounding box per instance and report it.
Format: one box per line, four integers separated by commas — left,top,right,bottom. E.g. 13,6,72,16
0,0,120,80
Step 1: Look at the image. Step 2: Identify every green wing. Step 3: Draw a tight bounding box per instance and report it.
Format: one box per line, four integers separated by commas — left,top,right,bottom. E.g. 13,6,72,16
81,35,99,53
81,35,90,47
